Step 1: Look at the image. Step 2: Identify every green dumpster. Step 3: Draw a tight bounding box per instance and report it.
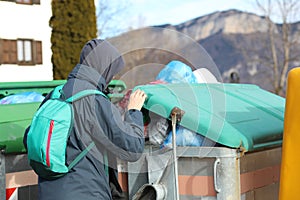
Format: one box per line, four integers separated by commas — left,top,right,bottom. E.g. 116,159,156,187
127,83,285,200
0,80,126,154
0,80,66,154
107,79,127,103
135,83,285,152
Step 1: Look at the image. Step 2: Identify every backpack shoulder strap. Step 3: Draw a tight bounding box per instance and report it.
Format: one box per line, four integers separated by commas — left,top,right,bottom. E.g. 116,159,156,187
66,90,107,103
67,142,109,176
51,84,64,99
66,89,109,176
68,142,95,170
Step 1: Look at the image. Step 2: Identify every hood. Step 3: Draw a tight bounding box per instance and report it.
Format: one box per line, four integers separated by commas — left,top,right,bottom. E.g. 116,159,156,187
68,39,125,90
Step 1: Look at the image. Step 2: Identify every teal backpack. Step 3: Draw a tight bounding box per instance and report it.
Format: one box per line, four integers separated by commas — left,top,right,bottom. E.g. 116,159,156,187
26,85,107,180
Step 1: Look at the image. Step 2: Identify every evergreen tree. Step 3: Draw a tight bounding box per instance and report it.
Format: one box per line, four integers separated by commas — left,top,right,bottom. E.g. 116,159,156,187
50,0,97,80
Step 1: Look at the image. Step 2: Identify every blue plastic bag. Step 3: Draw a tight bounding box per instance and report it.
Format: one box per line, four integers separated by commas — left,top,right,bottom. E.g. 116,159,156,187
156,60,197,83
162,125,205,148
0,92,45,104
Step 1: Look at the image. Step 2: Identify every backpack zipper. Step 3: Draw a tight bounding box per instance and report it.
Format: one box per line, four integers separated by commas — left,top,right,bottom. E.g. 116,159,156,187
46,120,54,167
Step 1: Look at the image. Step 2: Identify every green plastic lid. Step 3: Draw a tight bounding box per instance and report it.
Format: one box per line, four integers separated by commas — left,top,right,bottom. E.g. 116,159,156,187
134,83,285,151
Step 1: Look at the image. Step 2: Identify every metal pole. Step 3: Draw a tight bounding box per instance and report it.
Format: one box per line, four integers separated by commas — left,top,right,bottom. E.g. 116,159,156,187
0,149,6,200
171,113,180,200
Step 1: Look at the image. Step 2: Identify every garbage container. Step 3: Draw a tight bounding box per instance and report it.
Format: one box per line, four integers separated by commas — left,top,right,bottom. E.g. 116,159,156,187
124,83,284,200
0,79,126,154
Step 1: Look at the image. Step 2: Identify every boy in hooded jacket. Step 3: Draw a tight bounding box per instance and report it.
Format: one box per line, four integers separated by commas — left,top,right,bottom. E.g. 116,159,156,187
24,39,147,200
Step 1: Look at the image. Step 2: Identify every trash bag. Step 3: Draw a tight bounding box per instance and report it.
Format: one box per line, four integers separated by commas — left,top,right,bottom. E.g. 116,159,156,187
162,125,205,148
156,60,197,83
116,89,132,116
0,92,45,104
193,68,219,83
144,111,170,146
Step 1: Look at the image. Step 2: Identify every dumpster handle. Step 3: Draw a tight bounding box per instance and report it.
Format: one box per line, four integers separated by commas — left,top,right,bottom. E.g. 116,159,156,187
214,158,221,193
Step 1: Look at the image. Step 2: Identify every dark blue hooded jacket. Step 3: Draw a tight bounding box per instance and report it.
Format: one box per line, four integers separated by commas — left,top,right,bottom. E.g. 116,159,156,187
33,39,144,200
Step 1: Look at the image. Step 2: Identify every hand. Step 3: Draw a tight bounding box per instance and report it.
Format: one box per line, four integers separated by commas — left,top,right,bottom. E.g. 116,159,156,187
127,89,147,111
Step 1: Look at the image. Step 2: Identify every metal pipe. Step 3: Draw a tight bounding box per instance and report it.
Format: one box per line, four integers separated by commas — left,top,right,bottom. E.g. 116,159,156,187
0,150,6,200
171,113,180,200
132,183,167,200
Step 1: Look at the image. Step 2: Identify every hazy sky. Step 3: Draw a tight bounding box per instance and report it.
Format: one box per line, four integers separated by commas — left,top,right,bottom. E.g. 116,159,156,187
95,0,259,38
95,0,297,38
127,0,256,26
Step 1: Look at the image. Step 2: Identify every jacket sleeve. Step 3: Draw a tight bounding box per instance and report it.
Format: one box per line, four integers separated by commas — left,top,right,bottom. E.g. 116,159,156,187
89,96,145,162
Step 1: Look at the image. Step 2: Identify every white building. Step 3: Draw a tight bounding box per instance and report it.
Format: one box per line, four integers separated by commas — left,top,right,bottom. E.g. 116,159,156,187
0,0,53,82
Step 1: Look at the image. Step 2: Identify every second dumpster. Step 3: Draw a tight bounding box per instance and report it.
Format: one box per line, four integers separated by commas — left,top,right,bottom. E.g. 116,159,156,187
125,83,285,200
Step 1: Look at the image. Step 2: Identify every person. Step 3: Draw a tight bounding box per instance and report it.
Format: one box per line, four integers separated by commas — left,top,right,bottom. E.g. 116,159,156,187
23,39,147,200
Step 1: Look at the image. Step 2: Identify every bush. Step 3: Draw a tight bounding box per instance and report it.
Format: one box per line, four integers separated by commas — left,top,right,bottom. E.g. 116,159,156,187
50,0,97,80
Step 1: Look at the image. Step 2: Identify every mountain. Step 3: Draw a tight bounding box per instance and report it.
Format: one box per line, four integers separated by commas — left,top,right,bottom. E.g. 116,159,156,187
108,9,300,93
161,9,269,40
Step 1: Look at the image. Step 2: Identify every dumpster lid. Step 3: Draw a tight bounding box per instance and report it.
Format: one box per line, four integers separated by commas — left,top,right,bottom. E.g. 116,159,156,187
0,80,67,98
134,83,285,152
